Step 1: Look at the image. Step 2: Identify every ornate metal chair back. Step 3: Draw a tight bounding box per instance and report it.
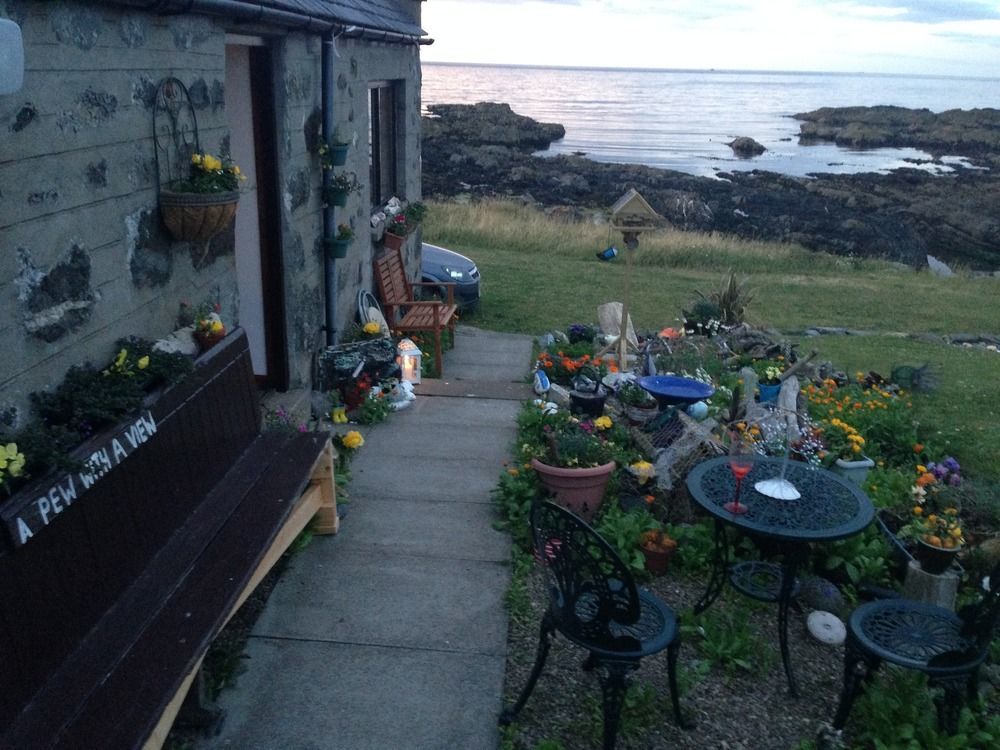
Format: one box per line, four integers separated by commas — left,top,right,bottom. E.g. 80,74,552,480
958,563,1000,652
530,501,642,651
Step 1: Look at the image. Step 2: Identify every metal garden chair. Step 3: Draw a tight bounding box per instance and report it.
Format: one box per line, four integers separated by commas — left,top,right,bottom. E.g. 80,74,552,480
833,564,999,734
499,501,691,750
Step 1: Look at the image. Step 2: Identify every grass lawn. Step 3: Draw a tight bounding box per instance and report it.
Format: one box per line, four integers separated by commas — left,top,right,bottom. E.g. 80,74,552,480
425,199,1000,480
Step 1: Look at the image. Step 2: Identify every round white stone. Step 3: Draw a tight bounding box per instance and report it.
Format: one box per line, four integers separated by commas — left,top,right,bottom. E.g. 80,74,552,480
807,610,846,646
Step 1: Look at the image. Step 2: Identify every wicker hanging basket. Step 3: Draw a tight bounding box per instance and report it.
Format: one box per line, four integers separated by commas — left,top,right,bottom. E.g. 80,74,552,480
159,189,239,243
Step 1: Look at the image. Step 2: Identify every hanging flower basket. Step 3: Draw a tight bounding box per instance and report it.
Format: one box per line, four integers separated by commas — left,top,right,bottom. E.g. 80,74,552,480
159,189,239,243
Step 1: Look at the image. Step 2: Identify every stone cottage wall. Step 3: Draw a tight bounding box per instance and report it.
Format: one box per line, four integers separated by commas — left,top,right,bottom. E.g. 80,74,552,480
1,1,425,428
0,1,240,428
327,35,423,335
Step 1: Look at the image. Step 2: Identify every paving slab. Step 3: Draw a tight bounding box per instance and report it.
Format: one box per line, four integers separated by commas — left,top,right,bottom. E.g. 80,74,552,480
335,497,509,562
350,459,505,503
209,638,504,750
418,378,533,400
253,547,509,653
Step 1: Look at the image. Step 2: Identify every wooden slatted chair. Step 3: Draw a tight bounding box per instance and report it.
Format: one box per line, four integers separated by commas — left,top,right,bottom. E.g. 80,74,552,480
374,246,457,376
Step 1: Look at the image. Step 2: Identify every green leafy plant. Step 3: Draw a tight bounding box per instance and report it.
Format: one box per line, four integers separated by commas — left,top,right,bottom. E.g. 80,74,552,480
697,270,755,326
616,381,657,408
357,390,393,425
819,526,892,589
336,223,354,240
684,607,769,676
329,171,361,193
664,521,715,574
849,667,1000,749
595,503,658,576
504,547,535,626
491,465,538,552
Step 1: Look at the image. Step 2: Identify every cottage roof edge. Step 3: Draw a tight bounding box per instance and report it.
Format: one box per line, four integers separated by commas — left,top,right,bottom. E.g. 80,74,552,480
100,0,426,38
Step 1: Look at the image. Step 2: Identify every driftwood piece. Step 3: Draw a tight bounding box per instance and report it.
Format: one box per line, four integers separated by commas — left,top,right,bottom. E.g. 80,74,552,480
778,350,818,382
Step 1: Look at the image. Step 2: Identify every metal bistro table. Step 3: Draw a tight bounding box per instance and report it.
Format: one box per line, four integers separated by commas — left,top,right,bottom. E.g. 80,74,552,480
686,456,875,696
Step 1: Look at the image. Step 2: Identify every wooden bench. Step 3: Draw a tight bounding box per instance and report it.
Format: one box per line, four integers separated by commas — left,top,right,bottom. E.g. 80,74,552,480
0,329,337,749
374,246,457,375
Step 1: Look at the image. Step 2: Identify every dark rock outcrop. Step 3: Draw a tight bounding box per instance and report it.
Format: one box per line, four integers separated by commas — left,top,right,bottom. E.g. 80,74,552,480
728,136,766,157
794,105,1000,168
422,104,1000,269
423,102,565,150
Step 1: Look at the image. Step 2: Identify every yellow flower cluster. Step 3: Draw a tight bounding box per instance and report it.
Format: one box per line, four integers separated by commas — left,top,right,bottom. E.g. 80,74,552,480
342,431,364,450
593,415,612,430
820,417,866,459
192,152,224,171
805,379,903,415
362,321,382,336
0,442,26,484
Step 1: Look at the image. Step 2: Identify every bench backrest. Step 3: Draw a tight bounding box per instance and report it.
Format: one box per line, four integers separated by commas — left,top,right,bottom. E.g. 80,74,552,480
0,330,260,725
373,247,414,308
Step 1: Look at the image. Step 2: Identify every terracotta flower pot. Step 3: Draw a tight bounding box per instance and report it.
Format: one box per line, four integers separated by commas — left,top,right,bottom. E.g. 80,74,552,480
530,458,615,522
642,543,677,576
382,231,406,252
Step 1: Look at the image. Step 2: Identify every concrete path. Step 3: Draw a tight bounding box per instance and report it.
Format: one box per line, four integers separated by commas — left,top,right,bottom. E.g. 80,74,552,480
205,326,534,750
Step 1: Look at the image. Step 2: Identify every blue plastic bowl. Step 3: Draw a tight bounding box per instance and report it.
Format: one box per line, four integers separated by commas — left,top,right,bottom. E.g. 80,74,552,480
637,375,715,407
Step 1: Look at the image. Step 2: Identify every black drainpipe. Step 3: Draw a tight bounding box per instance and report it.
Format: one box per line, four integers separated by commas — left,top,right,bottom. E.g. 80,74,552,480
321,33,337,346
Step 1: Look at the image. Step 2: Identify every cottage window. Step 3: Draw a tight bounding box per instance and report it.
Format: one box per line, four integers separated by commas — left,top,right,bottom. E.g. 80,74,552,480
369,82,400,205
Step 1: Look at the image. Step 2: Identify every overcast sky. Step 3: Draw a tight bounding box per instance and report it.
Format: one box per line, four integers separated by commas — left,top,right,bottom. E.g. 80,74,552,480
421,0,1000,77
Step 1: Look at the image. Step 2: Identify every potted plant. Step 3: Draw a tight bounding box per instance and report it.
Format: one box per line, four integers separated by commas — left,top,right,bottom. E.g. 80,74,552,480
752,359,784,403
326,224,354,259
617,381,659,424
640,528,678,575
159,152,244,243
180,299,227,352
528,409,617,521
324,171,361,207
819,416,874,485
899,459,965,574
318,130,350,168
381,200,427,252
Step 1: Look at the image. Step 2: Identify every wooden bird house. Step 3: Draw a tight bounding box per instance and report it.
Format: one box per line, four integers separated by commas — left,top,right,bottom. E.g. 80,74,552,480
609,189,662,237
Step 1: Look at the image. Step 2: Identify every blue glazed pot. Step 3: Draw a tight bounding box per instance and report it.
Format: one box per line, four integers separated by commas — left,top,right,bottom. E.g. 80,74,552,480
758,383,781,403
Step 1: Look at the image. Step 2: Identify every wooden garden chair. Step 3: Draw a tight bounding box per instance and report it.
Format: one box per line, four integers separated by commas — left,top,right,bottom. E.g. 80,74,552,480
373,246,457,376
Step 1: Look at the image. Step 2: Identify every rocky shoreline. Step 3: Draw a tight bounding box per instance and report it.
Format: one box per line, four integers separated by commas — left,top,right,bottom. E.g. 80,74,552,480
422,103,1000,269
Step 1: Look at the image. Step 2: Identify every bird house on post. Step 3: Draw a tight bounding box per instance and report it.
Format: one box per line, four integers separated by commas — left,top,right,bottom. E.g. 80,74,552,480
606,189,664,367
610,188,662,248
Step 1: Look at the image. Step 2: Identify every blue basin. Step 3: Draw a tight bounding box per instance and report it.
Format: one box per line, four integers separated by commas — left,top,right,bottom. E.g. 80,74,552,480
637,375,715,407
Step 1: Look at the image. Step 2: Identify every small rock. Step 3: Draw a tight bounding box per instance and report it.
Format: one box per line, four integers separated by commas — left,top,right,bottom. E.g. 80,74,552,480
728,136,766,157
799,575,846,615
926,254,955,277
153,326,198,356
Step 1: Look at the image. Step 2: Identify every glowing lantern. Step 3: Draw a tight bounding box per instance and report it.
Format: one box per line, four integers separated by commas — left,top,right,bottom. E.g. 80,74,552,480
397,338,422,384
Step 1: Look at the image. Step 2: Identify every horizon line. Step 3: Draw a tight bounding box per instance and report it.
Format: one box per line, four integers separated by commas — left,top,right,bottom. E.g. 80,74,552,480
421,60,1000,82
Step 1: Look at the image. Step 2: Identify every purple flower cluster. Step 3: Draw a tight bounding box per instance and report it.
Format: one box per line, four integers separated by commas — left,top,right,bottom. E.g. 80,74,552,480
928,456,962,487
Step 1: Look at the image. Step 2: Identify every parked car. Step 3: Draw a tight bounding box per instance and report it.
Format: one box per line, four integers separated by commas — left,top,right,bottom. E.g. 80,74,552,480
420,242,480,309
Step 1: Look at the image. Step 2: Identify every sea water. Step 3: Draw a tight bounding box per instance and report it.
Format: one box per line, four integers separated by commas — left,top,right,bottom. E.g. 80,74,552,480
422,64,998,178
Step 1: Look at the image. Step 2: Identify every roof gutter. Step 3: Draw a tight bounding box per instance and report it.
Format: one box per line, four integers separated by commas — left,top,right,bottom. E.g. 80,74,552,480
112,1,433,43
